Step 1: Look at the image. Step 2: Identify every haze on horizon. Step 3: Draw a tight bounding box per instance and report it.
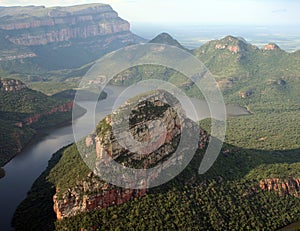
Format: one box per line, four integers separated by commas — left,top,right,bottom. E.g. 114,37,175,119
0,0,299,25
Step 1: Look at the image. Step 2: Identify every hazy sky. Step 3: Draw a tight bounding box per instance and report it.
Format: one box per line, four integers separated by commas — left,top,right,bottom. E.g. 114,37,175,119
0,0,299,25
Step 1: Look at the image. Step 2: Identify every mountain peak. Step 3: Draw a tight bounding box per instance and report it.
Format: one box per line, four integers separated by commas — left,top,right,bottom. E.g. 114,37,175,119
149,32,186,50
214,35,255,54
263,43,281,51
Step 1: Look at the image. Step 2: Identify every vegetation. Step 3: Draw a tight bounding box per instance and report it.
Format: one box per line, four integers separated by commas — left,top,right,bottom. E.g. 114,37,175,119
11,34,300,230
0,81,81,167
55,182,300,231
12,137,300,230
0,167,5,178
0,118,35,165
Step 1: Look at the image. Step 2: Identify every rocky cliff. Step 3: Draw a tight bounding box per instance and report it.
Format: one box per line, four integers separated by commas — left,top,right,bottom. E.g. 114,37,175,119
0,4,130,46
0,4,143,69
23,101,74,125
263,43,280,51
53,90,207,220
260,178,300,197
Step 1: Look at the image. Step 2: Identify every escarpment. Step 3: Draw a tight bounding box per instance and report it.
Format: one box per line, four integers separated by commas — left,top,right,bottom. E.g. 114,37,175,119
53,90,209,220
0,4,130,46
0,4,143,68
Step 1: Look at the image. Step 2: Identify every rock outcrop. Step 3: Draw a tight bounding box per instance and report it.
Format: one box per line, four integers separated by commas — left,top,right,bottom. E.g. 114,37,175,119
260,178,300,197
23,101,74,125
53,173,147,220
0,79,27,92
0,4,130,46
263,43,280,51
214,36,253,54
53,90,208,220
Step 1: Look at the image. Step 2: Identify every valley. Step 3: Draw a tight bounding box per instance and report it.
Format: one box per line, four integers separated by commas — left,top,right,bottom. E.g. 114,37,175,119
0,3,299,231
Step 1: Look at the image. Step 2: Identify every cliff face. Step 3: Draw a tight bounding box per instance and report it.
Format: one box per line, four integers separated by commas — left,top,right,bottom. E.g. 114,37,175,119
0,4,143,68
263,43,280,51
53,90,207,220
53,173,147,220
260,178,300,197
23,101,73,125
0,4,130,46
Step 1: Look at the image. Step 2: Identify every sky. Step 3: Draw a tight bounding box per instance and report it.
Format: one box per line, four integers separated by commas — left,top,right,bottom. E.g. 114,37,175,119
0,0,299,25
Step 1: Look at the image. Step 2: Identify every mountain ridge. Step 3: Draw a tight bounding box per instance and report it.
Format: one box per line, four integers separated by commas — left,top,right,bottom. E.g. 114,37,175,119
0,78,85,167
0,3,144,70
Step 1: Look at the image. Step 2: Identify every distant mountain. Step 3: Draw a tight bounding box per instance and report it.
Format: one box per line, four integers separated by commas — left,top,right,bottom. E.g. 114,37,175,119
109,34,299,111
193,35,259,78
149,32,187,50
192,35,300,110
0,78,84,167
0,4,144,71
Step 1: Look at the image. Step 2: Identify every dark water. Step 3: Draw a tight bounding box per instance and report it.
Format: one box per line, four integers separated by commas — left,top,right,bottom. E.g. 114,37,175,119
0,86,125,230
0,85,249,230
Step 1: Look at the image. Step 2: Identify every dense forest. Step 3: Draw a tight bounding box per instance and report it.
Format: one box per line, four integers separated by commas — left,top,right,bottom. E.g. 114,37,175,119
10,34,300,230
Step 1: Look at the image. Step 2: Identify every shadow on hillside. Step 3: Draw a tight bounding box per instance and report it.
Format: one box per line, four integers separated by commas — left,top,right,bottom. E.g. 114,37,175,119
11,140,300,230
11,148,63,231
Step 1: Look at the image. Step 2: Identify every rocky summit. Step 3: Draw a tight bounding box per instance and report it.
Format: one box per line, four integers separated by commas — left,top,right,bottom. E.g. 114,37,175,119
53,90,207,220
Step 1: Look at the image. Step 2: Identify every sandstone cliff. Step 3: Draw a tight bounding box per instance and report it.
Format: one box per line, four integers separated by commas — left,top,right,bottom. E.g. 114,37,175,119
0,4,130,46
23,101,74,125
0,4,143,68
53,90,208,220
260,178,300,197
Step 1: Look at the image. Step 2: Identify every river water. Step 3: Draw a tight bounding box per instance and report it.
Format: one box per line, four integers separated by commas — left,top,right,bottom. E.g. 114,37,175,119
0,85,250,230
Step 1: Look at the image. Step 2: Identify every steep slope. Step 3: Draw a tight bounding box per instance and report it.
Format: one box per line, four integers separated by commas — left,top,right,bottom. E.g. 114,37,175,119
0,78,83,166
149,32,187,50
0,4,144,71
191,36,300,112
12,89,300,230
193,35,260,78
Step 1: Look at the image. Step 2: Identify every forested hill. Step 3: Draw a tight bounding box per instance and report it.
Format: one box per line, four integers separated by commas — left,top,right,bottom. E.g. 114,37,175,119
0,78,82,167
12,89,300,231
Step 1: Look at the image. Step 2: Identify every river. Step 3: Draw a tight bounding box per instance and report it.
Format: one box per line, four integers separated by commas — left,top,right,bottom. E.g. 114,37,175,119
0,85,250,230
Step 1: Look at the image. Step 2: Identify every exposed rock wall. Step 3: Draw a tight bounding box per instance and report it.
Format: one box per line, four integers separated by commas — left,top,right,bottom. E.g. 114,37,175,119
23,101,74,125
260,178,300,197
53,173,147,220
53,90,208,220
0,4,130,46
263,43,280,51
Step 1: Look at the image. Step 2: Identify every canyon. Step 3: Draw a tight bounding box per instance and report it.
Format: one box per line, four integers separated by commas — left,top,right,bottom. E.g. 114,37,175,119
0,4,143,69
0,4,130,46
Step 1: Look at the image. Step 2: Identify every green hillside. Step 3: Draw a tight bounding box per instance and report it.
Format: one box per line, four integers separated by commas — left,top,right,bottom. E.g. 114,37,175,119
11,34,300,230
12,115,300,230
0,79,81,166
192,36,300,112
